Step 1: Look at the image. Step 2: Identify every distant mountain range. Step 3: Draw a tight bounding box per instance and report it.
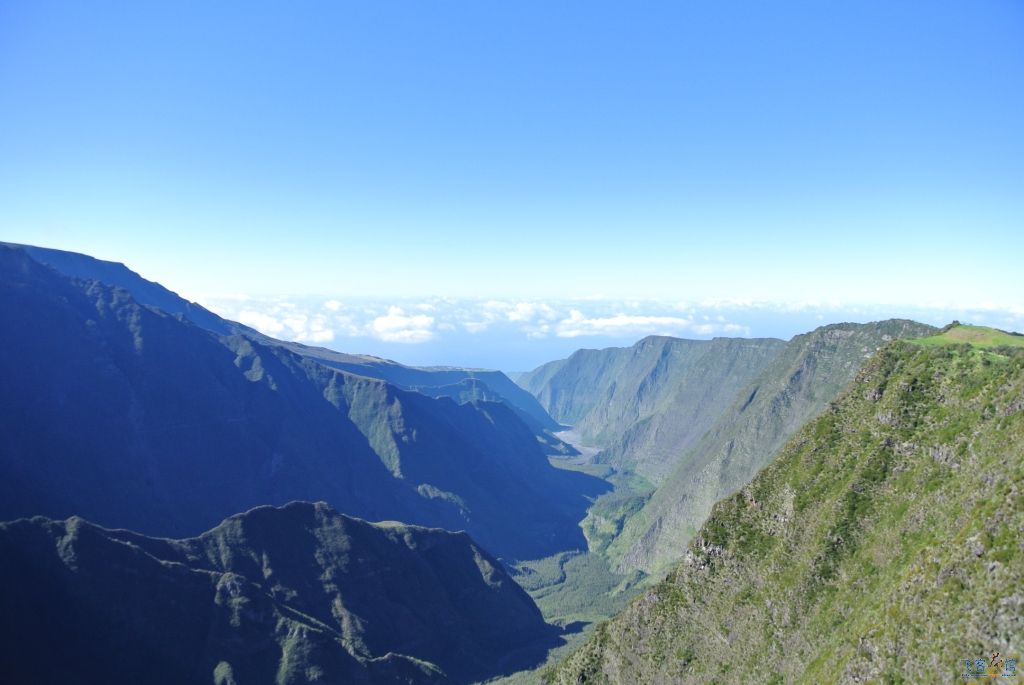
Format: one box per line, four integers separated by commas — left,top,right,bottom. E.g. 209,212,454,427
518,319,936,574
0,501,557,684
549,337,1024,682
0,243,605,561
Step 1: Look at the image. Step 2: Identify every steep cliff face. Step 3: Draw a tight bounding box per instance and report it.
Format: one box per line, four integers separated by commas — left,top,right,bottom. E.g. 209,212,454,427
517,335,787,480
6,241,565,443
550,341,1024,683
520,321,935,575
610,320,936,574
0,502,557,684
0,245,606,560
590,336,788,482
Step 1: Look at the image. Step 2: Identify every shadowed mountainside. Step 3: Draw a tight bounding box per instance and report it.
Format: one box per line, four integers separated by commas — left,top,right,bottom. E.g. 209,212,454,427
0,245,606,560
3,242,566,445
0,501,559,684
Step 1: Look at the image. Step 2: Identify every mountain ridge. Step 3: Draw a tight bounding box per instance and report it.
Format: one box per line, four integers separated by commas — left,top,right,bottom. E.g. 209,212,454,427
517,335,786,471
0,244,605,560
549,340,1024,682
4,241,564,440
608,319,936,574
518,319,936,576
0,501,559,684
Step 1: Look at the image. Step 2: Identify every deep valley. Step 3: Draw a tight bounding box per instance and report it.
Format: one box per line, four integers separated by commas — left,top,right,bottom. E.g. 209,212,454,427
0,243,1020,684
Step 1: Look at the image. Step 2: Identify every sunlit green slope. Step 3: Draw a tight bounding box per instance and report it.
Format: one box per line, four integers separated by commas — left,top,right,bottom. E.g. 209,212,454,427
550,341,1024,683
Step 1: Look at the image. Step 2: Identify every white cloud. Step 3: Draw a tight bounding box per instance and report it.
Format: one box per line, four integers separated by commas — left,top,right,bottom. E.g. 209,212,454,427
284,315,308,335
460,300,559,331
207,295,1024,357
507,301,557,322
294,313,340,343
554,309,750,338
371,306,435,343
458,301,505,332
525,323,552,339
302,329,336,343
690,322,750,336
238,310,285,334
556,310,696,338
507,303,535,321
698,297,756,310
482,299,511,312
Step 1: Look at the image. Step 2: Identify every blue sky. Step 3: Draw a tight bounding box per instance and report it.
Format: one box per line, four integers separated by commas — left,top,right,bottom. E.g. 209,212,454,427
2,2,1022,368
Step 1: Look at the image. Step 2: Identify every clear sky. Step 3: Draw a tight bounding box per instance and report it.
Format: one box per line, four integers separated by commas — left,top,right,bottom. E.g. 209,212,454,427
1,2,1022,367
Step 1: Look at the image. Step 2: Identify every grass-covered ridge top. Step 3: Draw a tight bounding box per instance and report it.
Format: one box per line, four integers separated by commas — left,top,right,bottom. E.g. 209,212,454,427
912,322,1024,348
548,341,1024,683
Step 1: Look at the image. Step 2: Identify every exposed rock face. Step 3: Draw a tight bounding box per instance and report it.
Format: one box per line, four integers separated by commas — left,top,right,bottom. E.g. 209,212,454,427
517,335,786,477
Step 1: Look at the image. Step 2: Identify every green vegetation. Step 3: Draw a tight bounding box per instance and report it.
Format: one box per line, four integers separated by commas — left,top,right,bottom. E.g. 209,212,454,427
548,457,615,479
912,322,1024,349
513,551,645,627
548,343,1024,683
529,320,934,576
11,241,1021,683
488,551,647,684
579,471,654,555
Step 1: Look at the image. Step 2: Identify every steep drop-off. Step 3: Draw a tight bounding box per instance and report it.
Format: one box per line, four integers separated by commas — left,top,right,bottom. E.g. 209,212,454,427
611,320,935,574
4,242,565,442
550,341,1024,683
518,336,786,482
0,245,605,559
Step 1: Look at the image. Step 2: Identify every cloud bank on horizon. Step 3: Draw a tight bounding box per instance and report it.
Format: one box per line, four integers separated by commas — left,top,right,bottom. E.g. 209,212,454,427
214,297,754,346
199,294,1024,370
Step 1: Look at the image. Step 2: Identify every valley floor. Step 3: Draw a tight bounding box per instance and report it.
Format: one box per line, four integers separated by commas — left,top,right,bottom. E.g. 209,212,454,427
483,432,649,684
551,429,603,463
